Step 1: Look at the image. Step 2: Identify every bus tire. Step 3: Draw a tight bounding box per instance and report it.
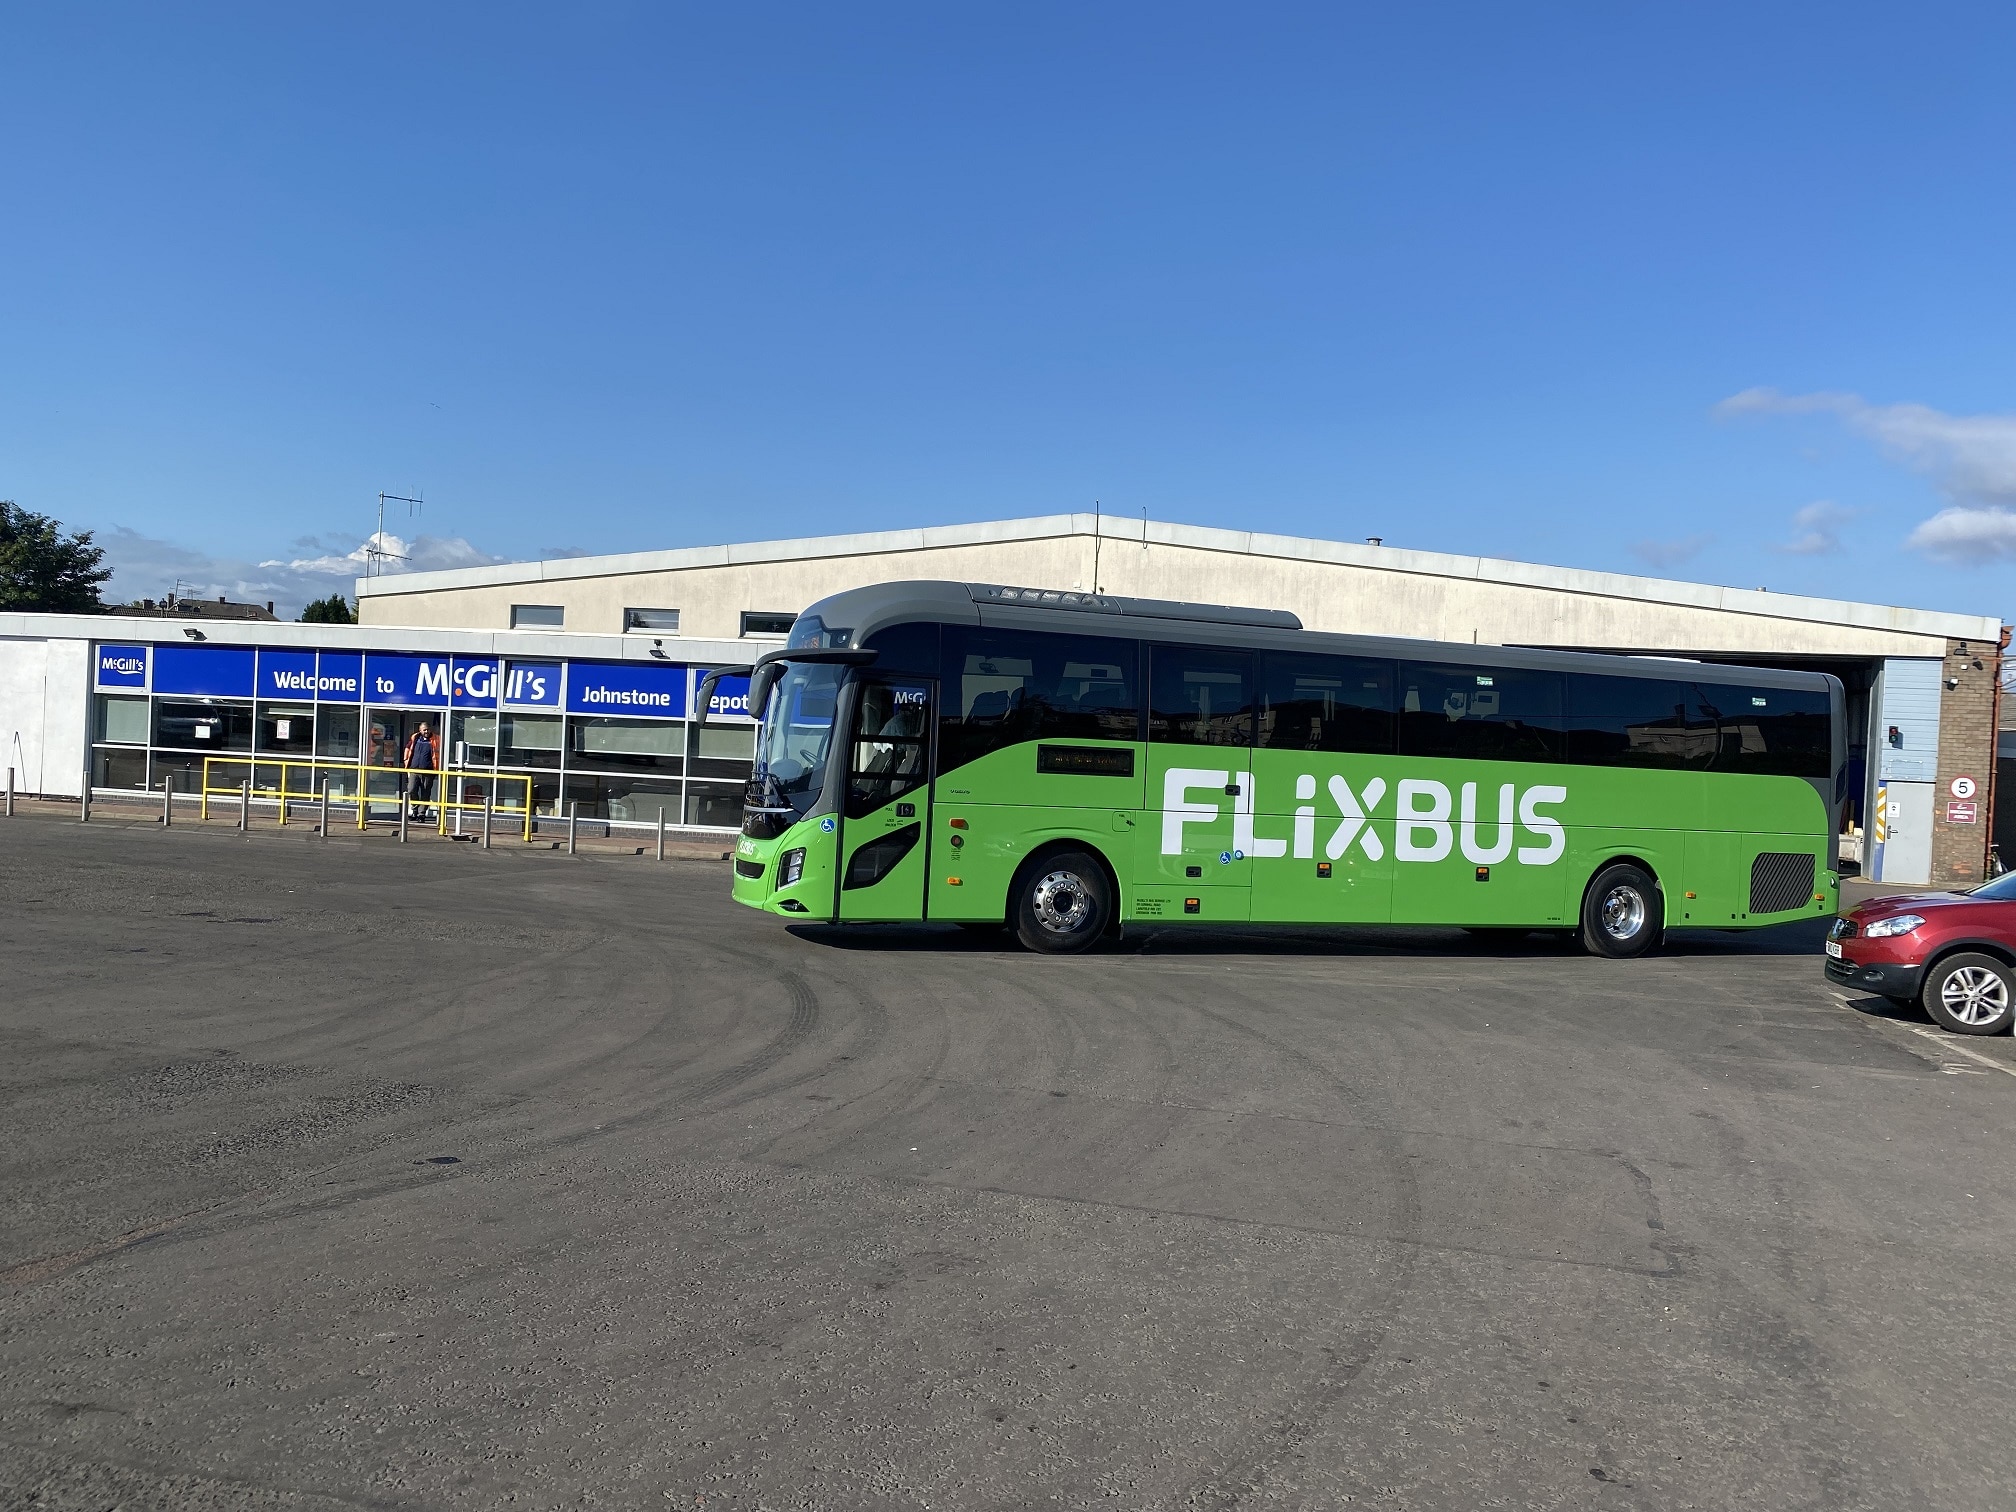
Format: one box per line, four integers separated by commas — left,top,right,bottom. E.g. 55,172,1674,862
1580,862,1663,958
1012,850,1113,955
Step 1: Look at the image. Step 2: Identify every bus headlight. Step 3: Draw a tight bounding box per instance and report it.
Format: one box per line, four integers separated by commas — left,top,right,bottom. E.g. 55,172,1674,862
779,848,806,886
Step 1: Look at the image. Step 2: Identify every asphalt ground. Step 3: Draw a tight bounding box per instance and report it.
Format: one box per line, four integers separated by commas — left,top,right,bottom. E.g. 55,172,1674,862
3,811,2014,1511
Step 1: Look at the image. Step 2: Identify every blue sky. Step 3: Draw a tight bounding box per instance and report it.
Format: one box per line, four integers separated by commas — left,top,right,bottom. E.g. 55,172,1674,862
3,4,2013,618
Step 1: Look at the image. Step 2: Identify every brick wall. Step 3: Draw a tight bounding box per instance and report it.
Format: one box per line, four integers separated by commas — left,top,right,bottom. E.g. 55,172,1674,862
1930,635,2003,887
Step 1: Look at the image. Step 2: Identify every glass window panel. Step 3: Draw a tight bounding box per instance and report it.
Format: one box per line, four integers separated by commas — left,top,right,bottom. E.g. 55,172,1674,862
92,747,149,790
510,604,564,629
1398,663,1563,762
846,682,931,818
500,711,563,769
741,611,796,636
624,607,680,632
693,723,754,761
1696,683,1833,777
1563,674,1717,770
561,773,684,823
96,694,149,745
939,626,1140,773
1258,653,1395,753
316,705,361,761
747,662,841,836
152,699,253,752
1149,646,1255,747
449,711,497,768
685,781,745,828
256,702,316,756
363,712,403,771
567,714,684,774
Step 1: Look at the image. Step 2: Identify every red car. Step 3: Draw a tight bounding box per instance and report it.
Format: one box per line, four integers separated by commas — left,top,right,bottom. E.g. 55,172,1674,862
1826,873,2016,1035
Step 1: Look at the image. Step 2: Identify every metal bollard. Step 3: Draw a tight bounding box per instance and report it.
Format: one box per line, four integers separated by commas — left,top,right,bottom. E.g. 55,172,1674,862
80,767,91,822
239,778,250,831
6,765,14,817
656,806,666,861
162,778,172,828
320,778,331,841
482,791,493,850
399,791,409,843
567,799,578,855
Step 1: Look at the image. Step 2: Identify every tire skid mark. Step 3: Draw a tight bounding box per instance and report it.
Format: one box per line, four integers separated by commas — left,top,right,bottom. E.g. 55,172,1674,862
1180,1000,1424,1510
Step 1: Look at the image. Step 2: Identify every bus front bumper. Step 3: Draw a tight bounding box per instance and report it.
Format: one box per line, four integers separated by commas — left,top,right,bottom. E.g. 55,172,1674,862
730,821,836,918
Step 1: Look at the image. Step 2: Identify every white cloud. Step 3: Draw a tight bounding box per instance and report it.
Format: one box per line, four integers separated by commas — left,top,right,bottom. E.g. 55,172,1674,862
1629,533,1712,570
1777,500,1859,556
1903,506,2016,565
263,531,506,578
1717,388,2016,564
101,526,511,618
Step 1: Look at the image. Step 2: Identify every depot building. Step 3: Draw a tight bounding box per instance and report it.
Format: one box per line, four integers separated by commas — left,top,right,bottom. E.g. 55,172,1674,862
3,513,2005,882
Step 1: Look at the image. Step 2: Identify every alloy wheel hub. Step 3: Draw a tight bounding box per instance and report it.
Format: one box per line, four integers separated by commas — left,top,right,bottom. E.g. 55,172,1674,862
1031,870,1093,933
1601,885,1646,940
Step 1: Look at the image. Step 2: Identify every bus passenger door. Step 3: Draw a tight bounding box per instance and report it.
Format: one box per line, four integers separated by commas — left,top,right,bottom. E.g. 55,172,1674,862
837,678,935,922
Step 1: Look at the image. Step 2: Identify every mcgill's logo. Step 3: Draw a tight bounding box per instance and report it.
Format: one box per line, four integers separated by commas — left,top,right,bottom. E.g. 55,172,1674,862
1162,768,1567,866
100,654,144,675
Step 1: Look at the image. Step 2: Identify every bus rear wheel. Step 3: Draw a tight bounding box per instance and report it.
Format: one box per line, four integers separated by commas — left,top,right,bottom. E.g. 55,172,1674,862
1581,863,1663,959
1013,851,1112,954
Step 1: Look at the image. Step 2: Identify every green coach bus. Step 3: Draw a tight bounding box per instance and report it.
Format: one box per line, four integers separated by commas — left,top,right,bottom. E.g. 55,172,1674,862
703,580,1842,956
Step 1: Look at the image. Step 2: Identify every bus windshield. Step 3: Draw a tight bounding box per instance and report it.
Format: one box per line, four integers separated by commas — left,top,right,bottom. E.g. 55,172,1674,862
752,661,843,824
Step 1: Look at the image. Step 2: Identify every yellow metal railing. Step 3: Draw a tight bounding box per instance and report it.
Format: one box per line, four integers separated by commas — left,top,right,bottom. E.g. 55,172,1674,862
199,757,535,841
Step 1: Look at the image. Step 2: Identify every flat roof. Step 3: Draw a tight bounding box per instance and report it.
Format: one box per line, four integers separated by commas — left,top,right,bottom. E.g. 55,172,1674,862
0,612,753,665
351,512,2005,644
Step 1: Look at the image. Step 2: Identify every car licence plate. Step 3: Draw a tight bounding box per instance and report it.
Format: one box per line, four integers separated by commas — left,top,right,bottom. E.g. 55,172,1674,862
1825,940,1843,958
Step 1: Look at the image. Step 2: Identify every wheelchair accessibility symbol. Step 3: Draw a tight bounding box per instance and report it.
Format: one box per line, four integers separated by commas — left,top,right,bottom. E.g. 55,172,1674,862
820,817,836,833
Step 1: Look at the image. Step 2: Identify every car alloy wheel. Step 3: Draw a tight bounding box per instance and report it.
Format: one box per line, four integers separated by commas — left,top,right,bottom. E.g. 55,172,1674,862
1923,952,2016,1035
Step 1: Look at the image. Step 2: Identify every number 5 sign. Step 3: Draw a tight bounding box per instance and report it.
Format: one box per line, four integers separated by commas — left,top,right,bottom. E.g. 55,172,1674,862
1950,775,1978,800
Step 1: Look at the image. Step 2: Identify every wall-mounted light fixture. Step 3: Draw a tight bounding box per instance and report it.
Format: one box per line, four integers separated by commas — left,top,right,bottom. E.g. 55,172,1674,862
648,638,669,660
182,627,205,641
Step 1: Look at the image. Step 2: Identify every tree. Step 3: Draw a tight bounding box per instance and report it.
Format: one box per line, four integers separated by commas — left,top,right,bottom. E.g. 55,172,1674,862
0,501,112,613
299,593,356,624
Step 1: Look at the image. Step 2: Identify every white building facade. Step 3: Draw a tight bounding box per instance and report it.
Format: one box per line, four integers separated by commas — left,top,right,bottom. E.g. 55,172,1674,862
4,514,2005,879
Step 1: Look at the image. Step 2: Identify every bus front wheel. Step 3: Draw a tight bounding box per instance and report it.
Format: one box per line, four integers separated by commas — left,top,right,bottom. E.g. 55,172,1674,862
1580,863,1664,959
1012,851,1113,954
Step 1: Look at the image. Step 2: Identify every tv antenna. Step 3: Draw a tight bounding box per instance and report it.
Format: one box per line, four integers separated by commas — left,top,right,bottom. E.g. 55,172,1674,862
368,491,422,577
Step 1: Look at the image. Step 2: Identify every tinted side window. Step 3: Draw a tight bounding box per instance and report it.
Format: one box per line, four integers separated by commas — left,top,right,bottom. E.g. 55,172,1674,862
861,620,942,678
939,627,1140,774
1399,663,1562,762
1149,646,1255,747
847,682,931,818
1259,652,1396,753
1564,674,1717,770
1697,683,1832,777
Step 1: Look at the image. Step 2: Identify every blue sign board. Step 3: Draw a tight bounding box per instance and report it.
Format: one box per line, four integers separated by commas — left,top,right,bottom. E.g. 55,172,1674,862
565,660,688,716
698,670,756,723
362,654,453,706
314,652,363,702
95,644,149,690
153,644,256,697
500,660,561,708
451,658,499,709
257,650,319,700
